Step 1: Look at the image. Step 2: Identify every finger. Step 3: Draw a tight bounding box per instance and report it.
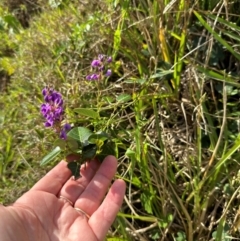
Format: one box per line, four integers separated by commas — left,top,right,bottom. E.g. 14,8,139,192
58,159,100,204
74,155,118,215
31,161,71,195
89,179,126,241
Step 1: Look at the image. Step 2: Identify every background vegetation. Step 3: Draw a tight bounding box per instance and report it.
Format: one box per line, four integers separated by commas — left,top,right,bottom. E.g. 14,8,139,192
1,0,240,240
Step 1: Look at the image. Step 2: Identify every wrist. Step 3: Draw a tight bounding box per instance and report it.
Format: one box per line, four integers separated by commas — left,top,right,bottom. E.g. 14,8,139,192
0,205,29,241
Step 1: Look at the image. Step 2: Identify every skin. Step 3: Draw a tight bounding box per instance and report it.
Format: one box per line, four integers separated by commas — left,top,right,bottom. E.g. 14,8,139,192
0,155,126,241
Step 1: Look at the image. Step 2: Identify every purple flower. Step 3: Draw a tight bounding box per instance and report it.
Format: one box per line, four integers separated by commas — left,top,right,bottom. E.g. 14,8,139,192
42,88,47,96
86,73,100,81
107,57,112,63
63,123,71,131
86,54,112,81
52,92,62,102
86,75,92,80
60,130,67,140
45,119,54,127
98,54,105,61
91,59,101,68
41,103,51,117
59,124,71,140
99,66,104,71
105,69,112,77
92,73,100,80
40,87,71,139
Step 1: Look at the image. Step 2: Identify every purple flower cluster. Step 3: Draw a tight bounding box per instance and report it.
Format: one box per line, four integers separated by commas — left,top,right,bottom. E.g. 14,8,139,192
40,87,71,139
86,54,112,81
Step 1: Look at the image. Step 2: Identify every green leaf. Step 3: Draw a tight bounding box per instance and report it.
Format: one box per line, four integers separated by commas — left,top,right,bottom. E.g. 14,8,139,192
74,108,99,119
151,69,174,79
88,132,109,144
150,232,160,240
82,144,97,161
116,94,131,103
3,15,21,33
54,138,66,149
193,11,240,61
67,127,93,146
209,134,240,180
125,148,136,158
140,192,154,214
35,129,44,139
103,96,114,104
207,14,240,32
113,29,121,52
40,146,62,166
131,176,141,187
66,139,79,152
67,162,81,180
97,143,116,162
218,135,240,167
212,218,231,241
196,65,240,87
124,78,147,85
175,232,186,241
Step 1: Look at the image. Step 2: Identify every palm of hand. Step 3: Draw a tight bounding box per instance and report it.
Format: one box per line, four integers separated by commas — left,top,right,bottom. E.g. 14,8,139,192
14,191,97,241
6,156,125,241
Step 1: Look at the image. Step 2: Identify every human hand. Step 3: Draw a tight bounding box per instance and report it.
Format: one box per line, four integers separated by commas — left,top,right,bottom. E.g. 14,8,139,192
0,155,126,241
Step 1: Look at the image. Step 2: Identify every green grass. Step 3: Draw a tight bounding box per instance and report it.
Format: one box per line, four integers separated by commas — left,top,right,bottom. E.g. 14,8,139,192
1,0,240,240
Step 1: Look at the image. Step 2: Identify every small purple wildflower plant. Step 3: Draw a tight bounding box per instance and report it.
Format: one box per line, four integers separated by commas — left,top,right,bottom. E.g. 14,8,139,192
86,54,112,81
40,87,71,139
39,86,115,180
